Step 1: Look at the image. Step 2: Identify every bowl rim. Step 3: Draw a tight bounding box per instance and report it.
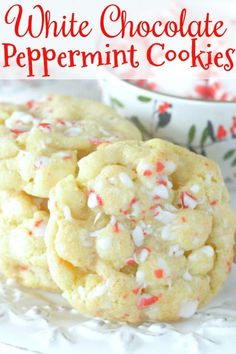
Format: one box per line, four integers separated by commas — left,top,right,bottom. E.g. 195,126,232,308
99,69,236,105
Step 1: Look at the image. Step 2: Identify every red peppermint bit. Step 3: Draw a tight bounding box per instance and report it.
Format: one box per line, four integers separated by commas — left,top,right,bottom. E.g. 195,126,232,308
120,208,129,216
96,194,104,206
126,258,136,266
138,295,160,309
143,169,153,177
38,122,51,129
63,155,72,161
210,200,218,206
129,198,138,206
149,204,160,210
153,196,161,201
157,179,167,186
56,118,66,125
143,246,151,253
35,219,44,228
113,221,120,233
18,265,28,272
132,287,141,295
25,100,34,109
10,129,28,135
89,139,107,146
156,161,165,173
226,261,232,273
180,192,198,209
154,269,164,279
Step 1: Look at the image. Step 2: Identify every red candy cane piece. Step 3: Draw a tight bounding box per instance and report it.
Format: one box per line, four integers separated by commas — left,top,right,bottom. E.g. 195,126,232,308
10,129,28,135
34,219,44,228
156,161,165,173
154,268,164,279
126,258,137,266
181,192,198,209
138,295,160,309
143,169,153,177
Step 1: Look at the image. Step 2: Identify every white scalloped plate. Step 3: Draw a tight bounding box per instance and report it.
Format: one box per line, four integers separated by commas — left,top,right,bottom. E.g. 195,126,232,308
0,196,236,354
0,82,235,354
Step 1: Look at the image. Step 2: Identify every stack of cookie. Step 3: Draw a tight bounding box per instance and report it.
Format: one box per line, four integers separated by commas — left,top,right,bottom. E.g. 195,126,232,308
0,95,141,290
0,95,235,323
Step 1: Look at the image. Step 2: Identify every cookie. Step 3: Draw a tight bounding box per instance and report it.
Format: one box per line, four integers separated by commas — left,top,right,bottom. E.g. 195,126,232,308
0,190,57,290
0,95,141,197
46,139,236,323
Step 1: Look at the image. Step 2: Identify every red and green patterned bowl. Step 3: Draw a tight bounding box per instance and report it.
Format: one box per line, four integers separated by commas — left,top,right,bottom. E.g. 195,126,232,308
99,74,236,187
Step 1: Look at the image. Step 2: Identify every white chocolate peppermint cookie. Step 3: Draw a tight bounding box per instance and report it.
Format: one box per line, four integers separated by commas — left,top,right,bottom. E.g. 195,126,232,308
0,190,57,290
46,139,235,323
0,95,141,197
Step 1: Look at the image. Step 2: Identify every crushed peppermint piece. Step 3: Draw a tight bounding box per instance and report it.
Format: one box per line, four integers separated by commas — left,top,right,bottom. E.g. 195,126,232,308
154,185,169,199
179,300,198,318
154,268,164,279
132,225,144,247
155,208,176,224
135,247,151,263
156,161,165,173
126,258,136,266
210,200,218,206
137,161,154,175
34,156,50,169
88,192,103,209
138,295,160,309
33,220,47,237
132,287,140,295
180,192,198,209
143,169,153,177
119,173,134,188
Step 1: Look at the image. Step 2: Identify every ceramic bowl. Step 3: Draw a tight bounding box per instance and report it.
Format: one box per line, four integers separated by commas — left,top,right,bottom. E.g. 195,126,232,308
99,73,236,187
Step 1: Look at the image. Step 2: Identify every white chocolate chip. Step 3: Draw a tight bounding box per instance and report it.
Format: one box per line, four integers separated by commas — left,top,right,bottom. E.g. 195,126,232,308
132,225,144,247
136,270,146,286
87,192,99,209
119,173,134,188
168,245,184,257
179,300,198,318
63,206,72,221
154,185,169,199
96,236,112,251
